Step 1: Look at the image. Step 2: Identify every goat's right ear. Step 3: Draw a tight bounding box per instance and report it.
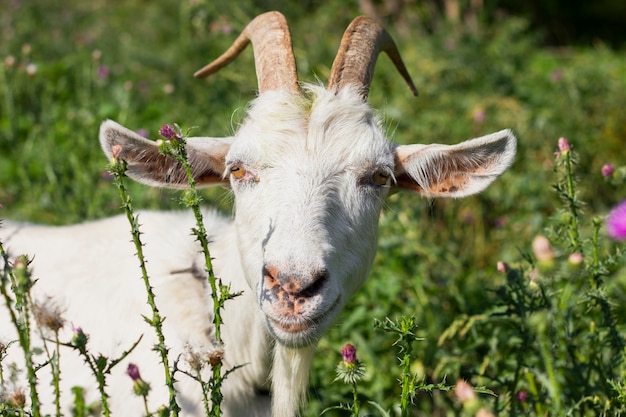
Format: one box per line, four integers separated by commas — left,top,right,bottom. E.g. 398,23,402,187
99,120,233,189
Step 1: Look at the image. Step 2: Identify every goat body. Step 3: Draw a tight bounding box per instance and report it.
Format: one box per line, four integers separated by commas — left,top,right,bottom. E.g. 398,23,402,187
0,12,516,417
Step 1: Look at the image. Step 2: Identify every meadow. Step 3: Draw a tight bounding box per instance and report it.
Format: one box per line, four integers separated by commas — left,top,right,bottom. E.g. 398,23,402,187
1,0,626,416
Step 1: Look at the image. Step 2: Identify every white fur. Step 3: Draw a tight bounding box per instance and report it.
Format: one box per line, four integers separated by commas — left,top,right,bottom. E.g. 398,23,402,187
1,85,516,416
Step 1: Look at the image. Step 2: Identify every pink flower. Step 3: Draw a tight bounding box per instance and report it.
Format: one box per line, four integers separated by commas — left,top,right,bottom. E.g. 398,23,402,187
341,343,357,365
126,363,141,381
97,65,109,79
455,379,476,403
607,200,626,241
602,164,615,178
558,137,570,153
159,124,181,141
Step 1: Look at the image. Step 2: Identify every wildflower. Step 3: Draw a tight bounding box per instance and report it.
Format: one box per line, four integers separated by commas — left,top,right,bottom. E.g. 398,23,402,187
97,65,110,80
91,49,102,62
162,83,175,94
516,390,528,403
33,297,65,333
71,325,88,351
127,363,151,397
607,200,626,241
341,343,357,364
335,343,366,385
455,379,481,413
602,164,615,178
557,136,570,153
568,252,584,266
25,63,37,77
7,387,26,408
532,235,555,263
551,69,563,82
476,409,496,417
111,144,122,160
159,124,182,141
454,379,476,403
4,55,15,68
496,261,509,273
136,129,149,138
472,108,486,123
183,341,225,372
12,255,32,293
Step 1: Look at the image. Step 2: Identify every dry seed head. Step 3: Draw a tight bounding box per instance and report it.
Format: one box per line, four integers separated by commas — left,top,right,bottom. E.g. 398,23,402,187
33,297,66,333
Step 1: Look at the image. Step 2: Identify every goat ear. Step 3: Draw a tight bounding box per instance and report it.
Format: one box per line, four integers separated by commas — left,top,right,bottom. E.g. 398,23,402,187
393,129,516,198
99,120,232,189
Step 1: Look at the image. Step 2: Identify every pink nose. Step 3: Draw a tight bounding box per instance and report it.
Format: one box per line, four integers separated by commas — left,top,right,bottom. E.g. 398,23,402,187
262,265,328,315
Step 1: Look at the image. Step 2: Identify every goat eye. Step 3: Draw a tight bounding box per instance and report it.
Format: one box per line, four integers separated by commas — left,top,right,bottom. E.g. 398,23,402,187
230,165,246,180
372,170,390,186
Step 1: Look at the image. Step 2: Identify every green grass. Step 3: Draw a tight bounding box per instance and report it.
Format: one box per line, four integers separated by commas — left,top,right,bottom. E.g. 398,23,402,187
1,1,625,416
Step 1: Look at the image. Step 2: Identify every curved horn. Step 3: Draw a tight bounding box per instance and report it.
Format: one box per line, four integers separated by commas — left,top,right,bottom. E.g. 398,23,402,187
194,11,299,94
328,16,418,100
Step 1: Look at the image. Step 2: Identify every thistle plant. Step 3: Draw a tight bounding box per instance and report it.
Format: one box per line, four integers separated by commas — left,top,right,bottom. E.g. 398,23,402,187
0,252,42,417
63,325,141,417
157,123,241,417
322,343,366,416
108,146,181,416
32,298,65,416
440,136,626,416
127,363,152,416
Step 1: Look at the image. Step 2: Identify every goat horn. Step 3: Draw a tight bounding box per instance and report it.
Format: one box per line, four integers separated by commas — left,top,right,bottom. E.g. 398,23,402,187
194,11,299,94
328,16,418,99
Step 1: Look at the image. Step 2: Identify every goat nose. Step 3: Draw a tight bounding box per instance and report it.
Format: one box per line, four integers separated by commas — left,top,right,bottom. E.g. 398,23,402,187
263,265,329,298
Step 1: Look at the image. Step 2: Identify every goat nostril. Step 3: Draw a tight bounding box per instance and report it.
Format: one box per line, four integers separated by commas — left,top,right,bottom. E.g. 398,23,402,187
263,265,278,285
299,269,328,298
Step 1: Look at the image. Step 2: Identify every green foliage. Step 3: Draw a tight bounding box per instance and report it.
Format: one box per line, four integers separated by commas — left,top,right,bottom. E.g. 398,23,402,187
1,1,626,416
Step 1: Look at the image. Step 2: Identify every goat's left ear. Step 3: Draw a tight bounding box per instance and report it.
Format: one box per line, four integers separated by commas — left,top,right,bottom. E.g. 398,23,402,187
393,129,516,197
99,120,233,189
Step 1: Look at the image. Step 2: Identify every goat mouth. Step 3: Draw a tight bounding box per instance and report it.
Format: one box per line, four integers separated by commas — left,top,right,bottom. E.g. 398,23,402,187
267,297,340,339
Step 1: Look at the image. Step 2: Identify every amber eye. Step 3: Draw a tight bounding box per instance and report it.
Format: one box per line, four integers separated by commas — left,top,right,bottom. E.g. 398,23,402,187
230,165,246,180
372,169,391,186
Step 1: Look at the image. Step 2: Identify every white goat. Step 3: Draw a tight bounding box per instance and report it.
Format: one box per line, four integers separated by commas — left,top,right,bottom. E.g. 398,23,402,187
0,11,516,417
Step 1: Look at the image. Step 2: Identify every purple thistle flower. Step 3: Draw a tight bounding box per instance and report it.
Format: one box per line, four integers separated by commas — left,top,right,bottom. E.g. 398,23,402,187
97,65,109,80
127,363,151,397
159,124,181,141
602,164,615,178
607,200,626,241
135,129,149,138
127,363,141,381
557,137,570,153
341,343,357,365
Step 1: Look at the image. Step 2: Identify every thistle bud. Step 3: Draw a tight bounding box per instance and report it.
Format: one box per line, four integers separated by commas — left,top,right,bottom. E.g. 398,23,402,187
335,343,366,385
158,124,182,141
602,164,615,178
496,261,509,273
127,363,151,397
557,137,570,153
568,252,583,267
455,379,480,413
532,235,555,269
71,325,88,351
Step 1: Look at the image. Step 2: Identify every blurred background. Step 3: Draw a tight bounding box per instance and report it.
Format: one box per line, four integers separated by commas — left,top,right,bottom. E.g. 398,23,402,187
1,0,625,415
